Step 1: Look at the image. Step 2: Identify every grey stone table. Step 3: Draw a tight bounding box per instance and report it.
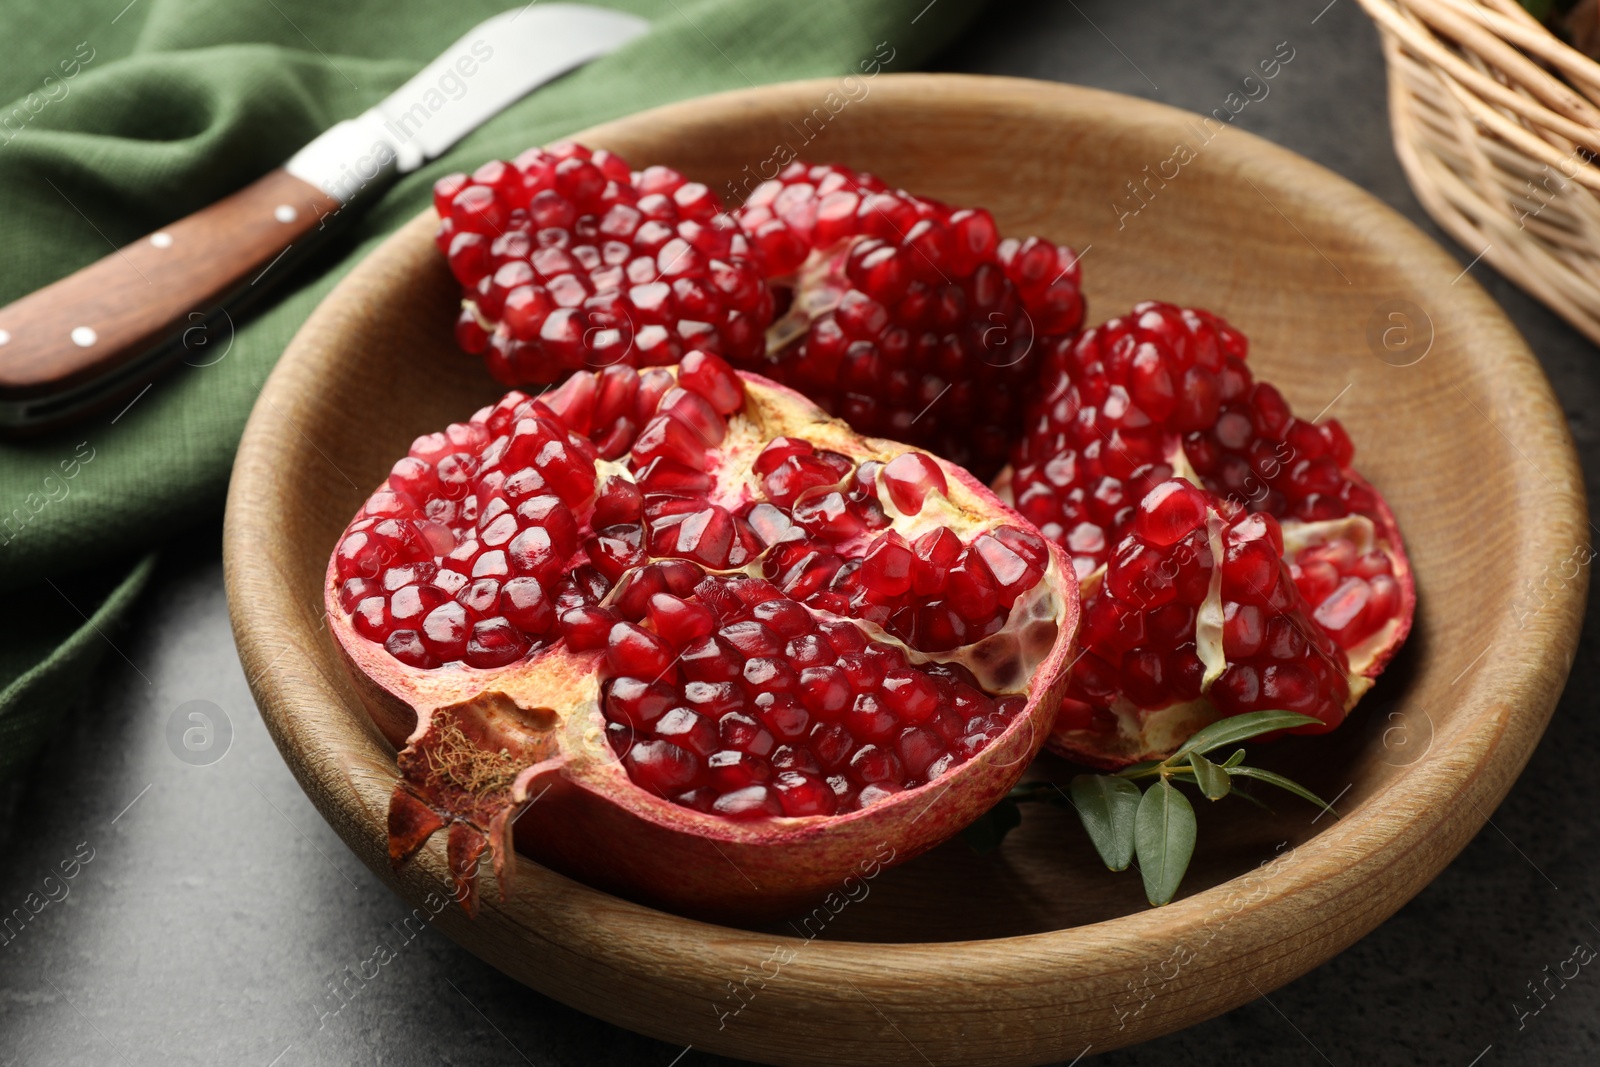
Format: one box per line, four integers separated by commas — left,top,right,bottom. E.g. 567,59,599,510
3,1,1597,1064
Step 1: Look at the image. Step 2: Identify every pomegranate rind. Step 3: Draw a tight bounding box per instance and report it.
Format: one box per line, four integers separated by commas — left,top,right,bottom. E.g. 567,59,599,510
326,372,1078,921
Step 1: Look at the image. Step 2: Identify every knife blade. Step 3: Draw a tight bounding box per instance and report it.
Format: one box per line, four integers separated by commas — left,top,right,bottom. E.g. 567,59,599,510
0,4,648,434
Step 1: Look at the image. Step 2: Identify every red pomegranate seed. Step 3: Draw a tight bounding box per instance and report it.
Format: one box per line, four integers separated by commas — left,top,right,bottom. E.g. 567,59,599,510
1134,479,1210,547
879,451,949,515
626,740,700,795
946,550,999,620
911,527,961,596
606,622,676,678
772,771,835,816
859,535,914,596
677,350,743,415
880,668,938,723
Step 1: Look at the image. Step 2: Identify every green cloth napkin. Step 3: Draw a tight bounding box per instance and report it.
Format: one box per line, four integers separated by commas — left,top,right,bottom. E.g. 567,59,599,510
0,0,985,779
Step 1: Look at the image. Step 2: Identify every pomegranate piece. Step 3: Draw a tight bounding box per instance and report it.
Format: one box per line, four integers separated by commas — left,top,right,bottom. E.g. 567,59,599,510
998,302,1415,767
433,144,771,385
329,356,1078,920
728,161,1086,479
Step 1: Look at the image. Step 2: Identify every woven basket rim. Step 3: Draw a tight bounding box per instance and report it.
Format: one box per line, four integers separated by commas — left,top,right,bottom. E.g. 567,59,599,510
1360,0,1600,346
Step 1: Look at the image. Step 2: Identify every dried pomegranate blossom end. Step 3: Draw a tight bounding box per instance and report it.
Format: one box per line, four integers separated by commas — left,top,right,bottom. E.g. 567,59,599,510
729,161,1085,479
434,144,772,385
330,355,1065,821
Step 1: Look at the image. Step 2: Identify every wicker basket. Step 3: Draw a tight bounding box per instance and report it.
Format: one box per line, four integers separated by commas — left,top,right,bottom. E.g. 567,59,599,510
1359,0,1600,343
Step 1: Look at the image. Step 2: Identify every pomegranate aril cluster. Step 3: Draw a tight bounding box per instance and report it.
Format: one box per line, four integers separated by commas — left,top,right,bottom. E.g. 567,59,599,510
602,573,1025,818
1290,538,1403,652
749,441,1050,652
730,161,1085,478
434,143,770,384
1009,301,1373,581
1061,478,1351,733
332,353,749,671
1183,376,1369,524
333,429,582,671
1010,302,1239,578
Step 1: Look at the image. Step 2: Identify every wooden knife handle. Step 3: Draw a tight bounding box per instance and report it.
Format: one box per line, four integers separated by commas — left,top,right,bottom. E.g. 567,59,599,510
0,168,341,400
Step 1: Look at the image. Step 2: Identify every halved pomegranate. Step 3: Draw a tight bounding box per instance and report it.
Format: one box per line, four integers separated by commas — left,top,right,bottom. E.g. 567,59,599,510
999,302,1414,766
730,161,1085,478
327,352,1077,919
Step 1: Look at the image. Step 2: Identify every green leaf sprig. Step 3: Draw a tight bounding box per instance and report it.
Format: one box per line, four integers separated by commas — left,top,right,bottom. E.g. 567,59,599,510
960,710,1334,906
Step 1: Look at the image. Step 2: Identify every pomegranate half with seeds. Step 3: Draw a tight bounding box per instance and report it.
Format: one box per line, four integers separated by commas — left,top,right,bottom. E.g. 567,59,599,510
1000,302,1414,767
327,351,1077,919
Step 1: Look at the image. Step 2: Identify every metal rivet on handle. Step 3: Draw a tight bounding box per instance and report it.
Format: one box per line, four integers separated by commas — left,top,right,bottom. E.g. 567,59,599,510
71,327,97,347
0,330,9,346
150,232,174,249
274,204,298,224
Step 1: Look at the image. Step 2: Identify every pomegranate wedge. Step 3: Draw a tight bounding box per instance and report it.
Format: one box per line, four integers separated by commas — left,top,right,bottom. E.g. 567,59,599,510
1000,302,1414,766
328,353,1077,919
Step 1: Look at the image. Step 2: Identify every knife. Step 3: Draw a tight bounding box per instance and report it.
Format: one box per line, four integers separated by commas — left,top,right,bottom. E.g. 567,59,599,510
0,4,648,433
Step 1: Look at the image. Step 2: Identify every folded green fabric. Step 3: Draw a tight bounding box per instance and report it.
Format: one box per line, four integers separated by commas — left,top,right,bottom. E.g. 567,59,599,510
0,0,985,779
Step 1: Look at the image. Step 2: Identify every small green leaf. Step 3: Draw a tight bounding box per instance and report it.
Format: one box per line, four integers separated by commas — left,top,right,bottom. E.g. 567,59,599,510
1070,774,1141,871
1227,766,1334,814
1134,779,1197,906
960,797,1022,854
1189,751,1231,800
1169,711,1323,762
1221,748,1247,769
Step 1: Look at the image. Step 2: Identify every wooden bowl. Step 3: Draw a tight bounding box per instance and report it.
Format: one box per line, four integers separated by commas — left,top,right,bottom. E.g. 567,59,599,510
223,75,1587,1065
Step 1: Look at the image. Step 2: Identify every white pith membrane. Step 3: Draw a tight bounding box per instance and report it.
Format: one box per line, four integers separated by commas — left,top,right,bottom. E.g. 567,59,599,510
463,296,493,335
761,239,855,356
1040,437,1400,763
360,371,1068,904
1281,513,1399,684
